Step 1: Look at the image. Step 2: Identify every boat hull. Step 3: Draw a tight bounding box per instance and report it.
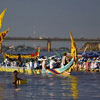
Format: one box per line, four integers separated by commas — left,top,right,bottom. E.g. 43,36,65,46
0,58,74,75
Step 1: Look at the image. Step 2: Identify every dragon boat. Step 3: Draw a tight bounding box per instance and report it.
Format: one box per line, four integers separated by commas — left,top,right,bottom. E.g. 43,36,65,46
0,58,74,75
3,47,40,59
0,32,77,75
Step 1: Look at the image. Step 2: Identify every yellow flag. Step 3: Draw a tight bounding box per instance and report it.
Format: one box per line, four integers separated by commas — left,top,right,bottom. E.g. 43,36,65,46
70,32,77,61
0,27,9,44
0,8,7,29
65,32,77,73
37,47,40,56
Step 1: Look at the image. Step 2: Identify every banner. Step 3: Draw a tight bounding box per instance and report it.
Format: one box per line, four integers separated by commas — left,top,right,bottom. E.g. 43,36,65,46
0,27,9,44
70,32,77,61
0,8,7,29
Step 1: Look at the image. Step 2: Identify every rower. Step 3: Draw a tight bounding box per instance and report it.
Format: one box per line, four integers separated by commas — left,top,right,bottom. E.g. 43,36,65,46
4,56,9,67
17,54,22,67
50,57,55,69
41,56,47,70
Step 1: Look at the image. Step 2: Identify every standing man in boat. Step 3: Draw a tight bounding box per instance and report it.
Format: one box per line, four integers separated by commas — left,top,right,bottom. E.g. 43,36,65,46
61,53,69,67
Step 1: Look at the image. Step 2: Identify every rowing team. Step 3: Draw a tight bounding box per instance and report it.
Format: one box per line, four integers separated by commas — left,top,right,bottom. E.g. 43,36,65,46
74,56,100,70
1,52,72,69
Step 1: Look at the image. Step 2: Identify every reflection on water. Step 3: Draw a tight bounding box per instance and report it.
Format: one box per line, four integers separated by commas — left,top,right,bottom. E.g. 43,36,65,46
0,72,79,100
71,76,78,100
1,72,100,100
61,75,78,100
0,83,5,100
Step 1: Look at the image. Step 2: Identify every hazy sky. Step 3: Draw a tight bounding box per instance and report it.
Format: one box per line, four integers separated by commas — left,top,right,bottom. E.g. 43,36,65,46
0,0,100,38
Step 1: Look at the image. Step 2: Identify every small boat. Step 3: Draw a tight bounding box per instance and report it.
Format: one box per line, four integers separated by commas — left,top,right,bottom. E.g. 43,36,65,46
16,79,27,85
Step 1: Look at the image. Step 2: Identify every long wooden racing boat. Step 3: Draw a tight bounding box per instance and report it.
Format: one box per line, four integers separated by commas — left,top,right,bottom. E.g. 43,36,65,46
0,58,74,75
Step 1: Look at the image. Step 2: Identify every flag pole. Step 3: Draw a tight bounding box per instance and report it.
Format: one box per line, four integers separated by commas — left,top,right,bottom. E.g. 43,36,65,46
0,28,2,53
0,8,7,53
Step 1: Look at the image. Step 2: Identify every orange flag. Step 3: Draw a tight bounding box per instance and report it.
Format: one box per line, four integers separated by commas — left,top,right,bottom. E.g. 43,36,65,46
0,27,10,44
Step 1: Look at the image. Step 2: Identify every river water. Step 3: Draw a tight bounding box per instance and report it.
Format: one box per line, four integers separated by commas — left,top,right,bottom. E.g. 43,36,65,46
0,72,100,100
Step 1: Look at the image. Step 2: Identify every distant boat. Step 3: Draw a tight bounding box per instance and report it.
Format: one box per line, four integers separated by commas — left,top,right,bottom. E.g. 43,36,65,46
3,47,40,59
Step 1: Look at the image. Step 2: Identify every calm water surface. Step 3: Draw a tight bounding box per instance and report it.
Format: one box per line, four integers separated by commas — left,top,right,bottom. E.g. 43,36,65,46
0,72,100,100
